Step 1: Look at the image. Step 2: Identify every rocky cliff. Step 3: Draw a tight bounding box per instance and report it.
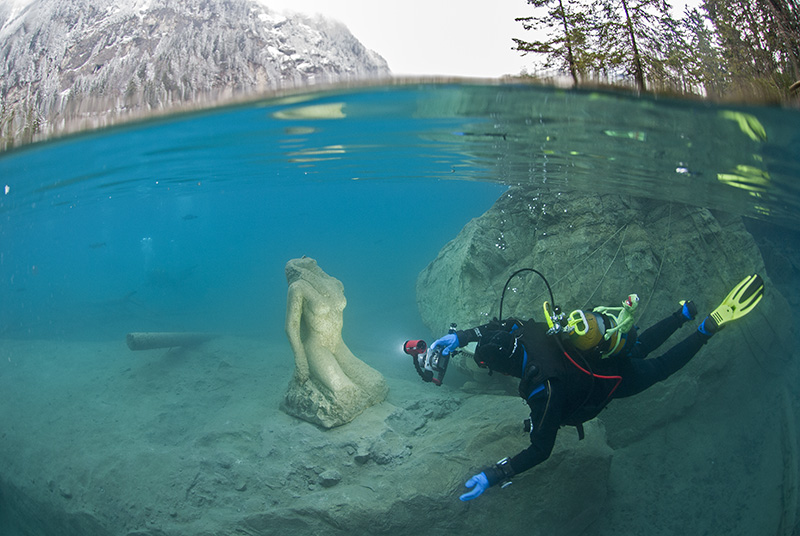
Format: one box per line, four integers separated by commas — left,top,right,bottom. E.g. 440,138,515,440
0,0,390,148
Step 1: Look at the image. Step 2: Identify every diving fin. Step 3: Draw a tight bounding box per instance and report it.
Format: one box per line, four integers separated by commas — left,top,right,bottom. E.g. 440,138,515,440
703,274,764,334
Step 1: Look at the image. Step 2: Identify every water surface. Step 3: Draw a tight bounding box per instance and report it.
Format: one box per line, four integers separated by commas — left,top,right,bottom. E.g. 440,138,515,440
2,83,797,346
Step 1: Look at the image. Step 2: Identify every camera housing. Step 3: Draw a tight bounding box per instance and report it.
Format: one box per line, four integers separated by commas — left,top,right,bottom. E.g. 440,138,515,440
403,339,450,385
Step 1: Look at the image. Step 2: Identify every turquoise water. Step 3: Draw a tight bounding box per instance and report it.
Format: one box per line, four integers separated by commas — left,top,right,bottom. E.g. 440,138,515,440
0,86,511,345
1,82,799,534
2,83,798,348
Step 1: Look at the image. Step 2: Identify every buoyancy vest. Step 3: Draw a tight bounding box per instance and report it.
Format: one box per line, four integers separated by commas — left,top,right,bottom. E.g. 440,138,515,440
514,319,626,428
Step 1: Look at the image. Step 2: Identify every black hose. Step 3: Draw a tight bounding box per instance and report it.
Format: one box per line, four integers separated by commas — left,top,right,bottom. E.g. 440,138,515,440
498,268,556,320
498,267,614,424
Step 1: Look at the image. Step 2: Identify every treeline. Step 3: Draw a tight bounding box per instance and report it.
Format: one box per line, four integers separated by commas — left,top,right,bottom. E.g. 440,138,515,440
513,0,800,100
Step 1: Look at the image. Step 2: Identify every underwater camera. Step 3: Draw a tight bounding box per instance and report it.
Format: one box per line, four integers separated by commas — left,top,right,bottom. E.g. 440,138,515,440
403,325,458,386
403,339,449,386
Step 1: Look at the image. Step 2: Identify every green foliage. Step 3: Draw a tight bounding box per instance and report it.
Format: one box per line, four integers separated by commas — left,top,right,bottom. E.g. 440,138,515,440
702,0,800,98
514,0,679,91
513,0,595,85
514,0,800,99
680,8,727,97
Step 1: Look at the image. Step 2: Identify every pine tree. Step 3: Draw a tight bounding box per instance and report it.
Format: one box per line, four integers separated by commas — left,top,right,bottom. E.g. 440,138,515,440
593,0,676,92
681,7,728,97
514,0,695,92
763,0,800,81
513,0,596,85
703,0,800,96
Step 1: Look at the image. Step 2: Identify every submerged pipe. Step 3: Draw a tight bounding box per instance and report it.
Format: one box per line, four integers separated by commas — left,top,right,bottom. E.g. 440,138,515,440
126,332,215,351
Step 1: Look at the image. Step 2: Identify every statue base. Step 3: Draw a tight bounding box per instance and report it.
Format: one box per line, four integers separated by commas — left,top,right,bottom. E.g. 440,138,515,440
281,374,386,429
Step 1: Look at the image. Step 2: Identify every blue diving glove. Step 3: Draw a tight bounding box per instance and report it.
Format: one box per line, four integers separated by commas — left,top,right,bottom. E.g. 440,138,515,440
459,472,489,501
431,333,460,356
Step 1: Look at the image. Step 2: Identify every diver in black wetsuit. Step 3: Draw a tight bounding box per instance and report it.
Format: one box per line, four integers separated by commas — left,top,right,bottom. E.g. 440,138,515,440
428,274,764,501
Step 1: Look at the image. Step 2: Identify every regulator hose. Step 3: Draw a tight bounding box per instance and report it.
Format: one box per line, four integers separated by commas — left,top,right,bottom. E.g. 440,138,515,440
497,267,622,425
498,268,556,320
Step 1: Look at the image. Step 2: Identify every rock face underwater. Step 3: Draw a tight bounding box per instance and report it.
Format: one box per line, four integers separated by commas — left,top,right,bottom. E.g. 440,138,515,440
416,187,799,535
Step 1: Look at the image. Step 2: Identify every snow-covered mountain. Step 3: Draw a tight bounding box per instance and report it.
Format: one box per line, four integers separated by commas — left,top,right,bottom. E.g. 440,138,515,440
0,0,390,148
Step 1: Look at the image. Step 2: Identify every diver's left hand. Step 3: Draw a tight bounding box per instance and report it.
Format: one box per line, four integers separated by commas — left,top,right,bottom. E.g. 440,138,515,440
459,472,489,501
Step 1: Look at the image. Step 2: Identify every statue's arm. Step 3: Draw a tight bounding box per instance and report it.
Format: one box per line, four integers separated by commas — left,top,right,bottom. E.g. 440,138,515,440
285,283,310,381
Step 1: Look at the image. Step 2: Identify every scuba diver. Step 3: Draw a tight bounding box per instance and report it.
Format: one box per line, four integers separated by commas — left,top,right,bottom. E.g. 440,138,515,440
425,273,765,501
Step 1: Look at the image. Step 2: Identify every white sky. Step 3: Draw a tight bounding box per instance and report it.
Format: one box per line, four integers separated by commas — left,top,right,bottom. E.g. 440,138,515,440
264,0,531,78
5,0,700,79
264,0,701,78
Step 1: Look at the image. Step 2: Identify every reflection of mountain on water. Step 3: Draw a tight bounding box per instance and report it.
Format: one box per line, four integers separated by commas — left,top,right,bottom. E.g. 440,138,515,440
0,0,390,148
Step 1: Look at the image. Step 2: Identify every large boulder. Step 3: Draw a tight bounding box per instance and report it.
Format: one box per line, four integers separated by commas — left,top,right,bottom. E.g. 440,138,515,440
416,187,799,533
418,189,777,336
416,189,793,403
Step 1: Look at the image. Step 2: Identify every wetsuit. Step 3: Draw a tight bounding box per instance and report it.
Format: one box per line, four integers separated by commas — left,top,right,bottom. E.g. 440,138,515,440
454,307,709,483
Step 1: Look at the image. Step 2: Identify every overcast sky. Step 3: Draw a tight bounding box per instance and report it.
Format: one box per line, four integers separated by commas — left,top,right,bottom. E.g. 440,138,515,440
5,0,699,79
264,0,532,78
265,0,701,78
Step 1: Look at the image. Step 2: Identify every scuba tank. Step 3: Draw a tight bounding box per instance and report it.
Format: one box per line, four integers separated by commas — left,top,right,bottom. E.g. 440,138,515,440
543,300,633,359
564,309,631,358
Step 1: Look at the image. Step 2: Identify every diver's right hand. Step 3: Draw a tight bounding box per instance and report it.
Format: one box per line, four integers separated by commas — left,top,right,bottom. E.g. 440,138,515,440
431,333,460,355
